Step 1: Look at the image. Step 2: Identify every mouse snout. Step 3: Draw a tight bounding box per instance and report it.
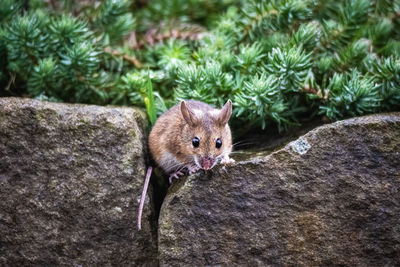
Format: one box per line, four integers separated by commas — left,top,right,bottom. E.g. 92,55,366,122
199,156,215,170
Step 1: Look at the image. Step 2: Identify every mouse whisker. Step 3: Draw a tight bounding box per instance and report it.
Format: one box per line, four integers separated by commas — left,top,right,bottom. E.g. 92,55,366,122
164,162,185,174
232,141,256,148
232,140,254,145
226,151,242,154
193,156,201,169
210,159,219,169
232,140,248,146
216,152,229,160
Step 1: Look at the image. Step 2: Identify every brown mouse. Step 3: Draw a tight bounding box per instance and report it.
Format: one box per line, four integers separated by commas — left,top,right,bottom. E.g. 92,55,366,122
150,99,234,181
137,99,234,229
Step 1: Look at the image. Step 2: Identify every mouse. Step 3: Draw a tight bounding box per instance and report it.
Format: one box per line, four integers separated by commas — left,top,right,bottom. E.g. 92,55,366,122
150,99,234,181
137,99,234,229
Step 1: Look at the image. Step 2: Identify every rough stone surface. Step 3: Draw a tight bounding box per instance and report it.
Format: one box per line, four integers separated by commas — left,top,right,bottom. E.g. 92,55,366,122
0,98,157,266
159,113,400,266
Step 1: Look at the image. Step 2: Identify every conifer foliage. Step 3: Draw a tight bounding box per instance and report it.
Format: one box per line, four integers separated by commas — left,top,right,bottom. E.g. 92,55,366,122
1,0,400,132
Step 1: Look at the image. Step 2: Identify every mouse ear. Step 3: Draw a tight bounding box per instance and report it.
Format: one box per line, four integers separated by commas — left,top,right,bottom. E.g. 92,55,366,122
218,99,232,125
180,101,198,127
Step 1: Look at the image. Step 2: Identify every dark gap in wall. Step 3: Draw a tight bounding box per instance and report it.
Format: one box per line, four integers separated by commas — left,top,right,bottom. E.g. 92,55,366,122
150,166,169,224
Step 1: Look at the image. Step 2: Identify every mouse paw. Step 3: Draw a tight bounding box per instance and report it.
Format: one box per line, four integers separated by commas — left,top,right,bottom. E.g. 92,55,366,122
220,155,235,165
168,170,184,184
187,163,200,174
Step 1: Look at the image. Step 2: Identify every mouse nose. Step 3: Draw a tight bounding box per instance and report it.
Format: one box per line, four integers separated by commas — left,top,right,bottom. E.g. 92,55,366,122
200,157,214,170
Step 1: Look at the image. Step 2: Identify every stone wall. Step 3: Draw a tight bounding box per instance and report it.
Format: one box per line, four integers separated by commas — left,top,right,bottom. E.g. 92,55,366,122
0,98,157,266
1,98,399,266
159,114,400,266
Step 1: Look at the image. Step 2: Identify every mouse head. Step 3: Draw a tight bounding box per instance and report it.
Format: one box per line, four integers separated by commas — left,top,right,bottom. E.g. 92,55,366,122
180,100,233,170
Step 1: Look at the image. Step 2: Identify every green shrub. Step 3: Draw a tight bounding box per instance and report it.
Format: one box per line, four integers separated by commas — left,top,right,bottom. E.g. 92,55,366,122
1,0,400,133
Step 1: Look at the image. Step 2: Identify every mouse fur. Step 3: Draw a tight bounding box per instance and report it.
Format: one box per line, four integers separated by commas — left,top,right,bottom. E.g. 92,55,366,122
149,99,233,177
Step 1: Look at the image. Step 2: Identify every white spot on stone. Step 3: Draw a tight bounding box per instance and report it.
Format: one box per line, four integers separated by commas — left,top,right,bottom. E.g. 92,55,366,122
124,167,133,175
292,138,311,155
114,207,122,213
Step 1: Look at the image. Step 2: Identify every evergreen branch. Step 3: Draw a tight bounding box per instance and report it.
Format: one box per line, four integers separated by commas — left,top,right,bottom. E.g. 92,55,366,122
27,57,61,99
3,14,47,78
0,0,22,23
234,73,290,129
320,70,380,120
264,46,312,92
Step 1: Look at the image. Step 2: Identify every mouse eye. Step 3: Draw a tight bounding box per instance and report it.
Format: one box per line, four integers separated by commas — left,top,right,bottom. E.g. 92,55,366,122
216,138,222,149
192,137,200,148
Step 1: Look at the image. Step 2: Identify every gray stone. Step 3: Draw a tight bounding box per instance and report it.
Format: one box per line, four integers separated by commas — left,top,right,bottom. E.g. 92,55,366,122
159,113,400,266
0,98,157,266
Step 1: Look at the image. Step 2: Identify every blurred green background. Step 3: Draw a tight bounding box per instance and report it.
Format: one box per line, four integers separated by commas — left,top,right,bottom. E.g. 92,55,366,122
1,0,400,134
